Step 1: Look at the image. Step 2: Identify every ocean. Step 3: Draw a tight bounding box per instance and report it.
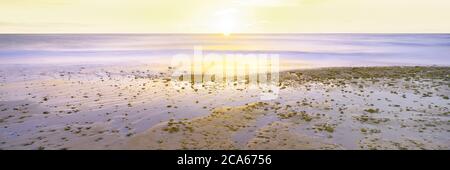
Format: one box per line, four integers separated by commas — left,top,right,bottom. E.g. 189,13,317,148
0,34,449,68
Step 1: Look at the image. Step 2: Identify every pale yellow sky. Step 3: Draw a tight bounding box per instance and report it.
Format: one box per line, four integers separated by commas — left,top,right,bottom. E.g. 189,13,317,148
0,0,449,33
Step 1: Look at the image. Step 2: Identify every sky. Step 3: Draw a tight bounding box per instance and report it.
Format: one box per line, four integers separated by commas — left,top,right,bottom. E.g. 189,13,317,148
0,0,449,33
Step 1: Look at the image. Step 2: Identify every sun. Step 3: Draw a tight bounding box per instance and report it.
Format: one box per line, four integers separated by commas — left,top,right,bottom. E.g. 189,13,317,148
218,14,234,36
215,9,238,36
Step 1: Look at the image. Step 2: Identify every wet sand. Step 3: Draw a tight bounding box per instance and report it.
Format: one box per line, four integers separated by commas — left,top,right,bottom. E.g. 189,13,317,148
0,65,448,150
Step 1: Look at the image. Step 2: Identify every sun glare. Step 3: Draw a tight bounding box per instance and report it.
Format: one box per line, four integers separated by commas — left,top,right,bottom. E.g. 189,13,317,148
218,14,234,36
215,9,238,36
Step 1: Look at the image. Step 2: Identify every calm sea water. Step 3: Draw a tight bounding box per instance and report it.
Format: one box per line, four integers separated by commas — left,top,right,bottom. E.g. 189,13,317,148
0,34,449,67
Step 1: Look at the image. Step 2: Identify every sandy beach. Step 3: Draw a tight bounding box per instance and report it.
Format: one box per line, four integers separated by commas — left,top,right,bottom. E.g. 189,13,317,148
0,63,448,150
